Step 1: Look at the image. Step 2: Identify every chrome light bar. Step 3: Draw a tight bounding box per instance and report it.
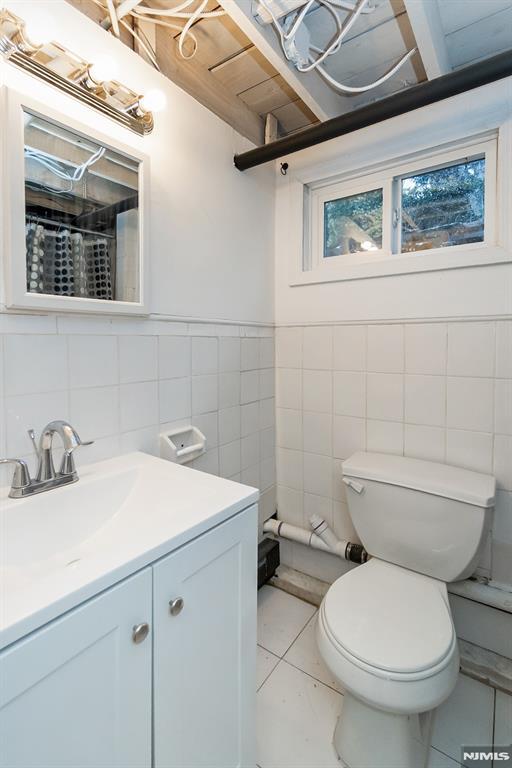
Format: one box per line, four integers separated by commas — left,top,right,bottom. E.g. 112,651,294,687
0,8,155,135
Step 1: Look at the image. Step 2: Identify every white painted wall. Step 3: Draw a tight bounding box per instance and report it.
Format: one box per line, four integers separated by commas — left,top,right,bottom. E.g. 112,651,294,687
0,0,275,324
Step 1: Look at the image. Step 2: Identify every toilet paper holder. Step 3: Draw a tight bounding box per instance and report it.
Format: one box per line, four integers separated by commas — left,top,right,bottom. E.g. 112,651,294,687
160,426,206,465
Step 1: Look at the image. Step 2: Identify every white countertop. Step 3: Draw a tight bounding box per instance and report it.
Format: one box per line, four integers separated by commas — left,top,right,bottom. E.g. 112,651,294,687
0,452,258,650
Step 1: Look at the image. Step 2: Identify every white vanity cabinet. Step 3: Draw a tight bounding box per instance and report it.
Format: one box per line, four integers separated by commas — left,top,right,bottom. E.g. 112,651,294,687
0,504,257,768
153,508,257,768
0,569,153,768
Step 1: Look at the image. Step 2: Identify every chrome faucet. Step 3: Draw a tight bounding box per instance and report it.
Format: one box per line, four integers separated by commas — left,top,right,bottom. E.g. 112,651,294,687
1,420,93,499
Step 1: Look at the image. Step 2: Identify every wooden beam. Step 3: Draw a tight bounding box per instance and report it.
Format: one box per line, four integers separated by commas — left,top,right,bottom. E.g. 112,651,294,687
217,0,343,121
403,0,451,79
155,26,264,146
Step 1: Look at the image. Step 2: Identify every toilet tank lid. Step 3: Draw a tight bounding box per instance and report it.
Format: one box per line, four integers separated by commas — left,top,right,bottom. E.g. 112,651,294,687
342,452,496,508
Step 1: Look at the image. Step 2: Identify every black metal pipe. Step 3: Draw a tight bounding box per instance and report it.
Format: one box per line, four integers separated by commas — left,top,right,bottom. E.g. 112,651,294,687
234,51,512,171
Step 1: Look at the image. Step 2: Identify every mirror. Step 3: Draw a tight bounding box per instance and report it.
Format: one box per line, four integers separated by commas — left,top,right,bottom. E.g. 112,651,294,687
23,108,141,304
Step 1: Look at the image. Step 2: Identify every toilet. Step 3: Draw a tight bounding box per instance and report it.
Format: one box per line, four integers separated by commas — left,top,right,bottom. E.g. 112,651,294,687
316,451,495,768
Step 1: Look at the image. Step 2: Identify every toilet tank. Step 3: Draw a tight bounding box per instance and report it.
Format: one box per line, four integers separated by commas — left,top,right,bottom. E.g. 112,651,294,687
342,452,495,582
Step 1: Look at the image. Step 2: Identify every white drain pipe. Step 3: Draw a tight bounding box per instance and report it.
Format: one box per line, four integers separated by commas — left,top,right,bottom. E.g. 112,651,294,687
263,517,368,564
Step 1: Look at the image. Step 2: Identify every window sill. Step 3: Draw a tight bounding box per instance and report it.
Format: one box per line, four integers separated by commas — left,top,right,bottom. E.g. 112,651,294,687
289,244,511,286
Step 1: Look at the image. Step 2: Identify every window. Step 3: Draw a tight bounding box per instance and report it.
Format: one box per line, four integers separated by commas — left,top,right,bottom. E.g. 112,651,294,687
303,136,498,283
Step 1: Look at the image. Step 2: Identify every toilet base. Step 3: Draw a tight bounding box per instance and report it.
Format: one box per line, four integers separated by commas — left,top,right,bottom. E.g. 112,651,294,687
334,691,433,768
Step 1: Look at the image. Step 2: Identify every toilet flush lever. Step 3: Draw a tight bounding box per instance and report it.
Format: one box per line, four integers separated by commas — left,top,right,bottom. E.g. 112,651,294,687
343,478,365,494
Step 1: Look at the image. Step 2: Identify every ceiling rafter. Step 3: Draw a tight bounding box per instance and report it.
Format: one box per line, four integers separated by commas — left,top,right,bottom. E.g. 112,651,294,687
402,0,451,79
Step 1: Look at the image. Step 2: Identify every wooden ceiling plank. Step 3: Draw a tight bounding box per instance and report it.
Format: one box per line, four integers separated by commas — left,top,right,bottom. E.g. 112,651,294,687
238,74,297,115
154,26,264,146
177,14,251,70
403,0,451,78
272,99,318,133
211,47,277,94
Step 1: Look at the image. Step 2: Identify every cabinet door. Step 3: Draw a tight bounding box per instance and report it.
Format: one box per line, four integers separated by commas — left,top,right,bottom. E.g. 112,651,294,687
0,569,152,768
153,505,258,768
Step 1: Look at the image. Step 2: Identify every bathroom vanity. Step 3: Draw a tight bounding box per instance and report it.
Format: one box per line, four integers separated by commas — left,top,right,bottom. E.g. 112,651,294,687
0,452,258,768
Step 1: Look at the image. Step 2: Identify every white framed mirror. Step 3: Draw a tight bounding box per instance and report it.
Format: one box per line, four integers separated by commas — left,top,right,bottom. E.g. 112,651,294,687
2,87,150,314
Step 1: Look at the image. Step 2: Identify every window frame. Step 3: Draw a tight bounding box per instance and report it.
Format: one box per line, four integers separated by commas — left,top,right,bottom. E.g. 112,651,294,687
298,135,500,286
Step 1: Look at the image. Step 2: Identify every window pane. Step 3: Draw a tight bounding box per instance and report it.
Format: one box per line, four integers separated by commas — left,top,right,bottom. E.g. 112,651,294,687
401,158,485,253
323,188,383,258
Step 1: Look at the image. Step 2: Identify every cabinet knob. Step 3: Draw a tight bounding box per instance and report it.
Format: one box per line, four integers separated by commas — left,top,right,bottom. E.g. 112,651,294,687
169,597,184,616
132,623,150,644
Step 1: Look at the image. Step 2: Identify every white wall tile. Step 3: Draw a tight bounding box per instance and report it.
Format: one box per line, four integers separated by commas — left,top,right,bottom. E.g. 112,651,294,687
120,426,159,457
218,406,241,445
493,490,512,544
332,499,359,542
241,432,260,470
333,371,365,417
496,321,512,378
302,411,332,456
159,377,191,423
494,434,512,490
447,377,494,432
219,440,241,478
405,324,447,375
5,335,69,396
70,386,119,440
446,429,493,473
404,374,446,427
367,325,404,373
302,326,333,370
276,327,302,368
495,379,512,435
5,390,69,457
260,427,275,462
367,373,404,422
159,336,191,379
242,463,260,490
303,370,332,413
260,337,275,369
260,457,276,490
276,369,302,410
333,415,366,459
241,402,260,436
218,337,240,372
447,322,495,378
69,336,117,389
192,337,218,375
241,370,260,404
366,419,404,455
277,485,304,526
120,381,158,432
218,372,240,409
192,411,218,449
277,448,303,490
119,336,157,383
303,452,332,497
404,424,445,462
260,398,275,430
333,325,366,371
276,408,302,450
191,448,219,476
192,374,218,415
304,492,333,528
260,369,275,400
241,338,260,371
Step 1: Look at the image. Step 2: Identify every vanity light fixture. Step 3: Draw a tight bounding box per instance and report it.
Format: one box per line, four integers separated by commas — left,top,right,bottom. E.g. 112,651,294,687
0,7,166,134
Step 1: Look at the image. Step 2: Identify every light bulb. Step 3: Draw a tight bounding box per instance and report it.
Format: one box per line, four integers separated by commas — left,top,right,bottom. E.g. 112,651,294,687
140,89,167,113
89,55,119,84
23,16,54,47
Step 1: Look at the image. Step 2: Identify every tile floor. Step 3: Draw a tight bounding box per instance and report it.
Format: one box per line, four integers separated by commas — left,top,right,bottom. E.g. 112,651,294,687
257,585,512,768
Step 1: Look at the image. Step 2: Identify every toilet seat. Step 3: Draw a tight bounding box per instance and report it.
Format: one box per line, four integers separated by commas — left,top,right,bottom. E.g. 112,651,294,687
322,558,456,680
316,559,459,715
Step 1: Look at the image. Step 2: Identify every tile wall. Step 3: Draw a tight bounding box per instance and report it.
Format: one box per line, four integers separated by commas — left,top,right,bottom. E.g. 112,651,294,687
274,320,512,588
0,314,276,526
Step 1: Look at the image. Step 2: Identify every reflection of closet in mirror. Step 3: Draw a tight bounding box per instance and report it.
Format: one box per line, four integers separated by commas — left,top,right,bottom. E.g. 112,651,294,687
24,109,141,303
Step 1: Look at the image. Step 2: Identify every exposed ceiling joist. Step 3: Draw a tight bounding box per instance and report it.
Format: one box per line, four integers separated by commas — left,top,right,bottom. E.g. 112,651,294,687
217,0,343,121
402,0,451,78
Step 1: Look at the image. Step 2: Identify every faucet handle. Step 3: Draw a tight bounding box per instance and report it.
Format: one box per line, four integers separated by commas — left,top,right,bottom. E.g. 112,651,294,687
59,438,94,477
0,459,31,489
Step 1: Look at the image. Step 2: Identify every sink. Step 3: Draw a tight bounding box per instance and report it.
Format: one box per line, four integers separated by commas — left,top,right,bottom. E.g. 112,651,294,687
0,470,135,568
0,451,258,650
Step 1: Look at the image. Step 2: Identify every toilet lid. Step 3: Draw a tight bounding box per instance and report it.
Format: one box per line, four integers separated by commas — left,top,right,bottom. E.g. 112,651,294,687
323,559,455,675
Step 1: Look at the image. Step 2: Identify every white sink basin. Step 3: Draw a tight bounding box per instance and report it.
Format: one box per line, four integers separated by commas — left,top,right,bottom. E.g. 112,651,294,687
0,452,258,650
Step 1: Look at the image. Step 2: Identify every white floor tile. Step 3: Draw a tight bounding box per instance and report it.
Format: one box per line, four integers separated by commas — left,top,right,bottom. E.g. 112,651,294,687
494,690,512,746
257,646,279,690
257,586,316,657
257,660,342,768
432,674,494,766
284,614,342,693
428,747,461,767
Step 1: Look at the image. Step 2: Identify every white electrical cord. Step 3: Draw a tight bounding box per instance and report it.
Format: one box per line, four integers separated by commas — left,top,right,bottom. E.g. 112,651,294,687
25,146,106,194
259,0,417,95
